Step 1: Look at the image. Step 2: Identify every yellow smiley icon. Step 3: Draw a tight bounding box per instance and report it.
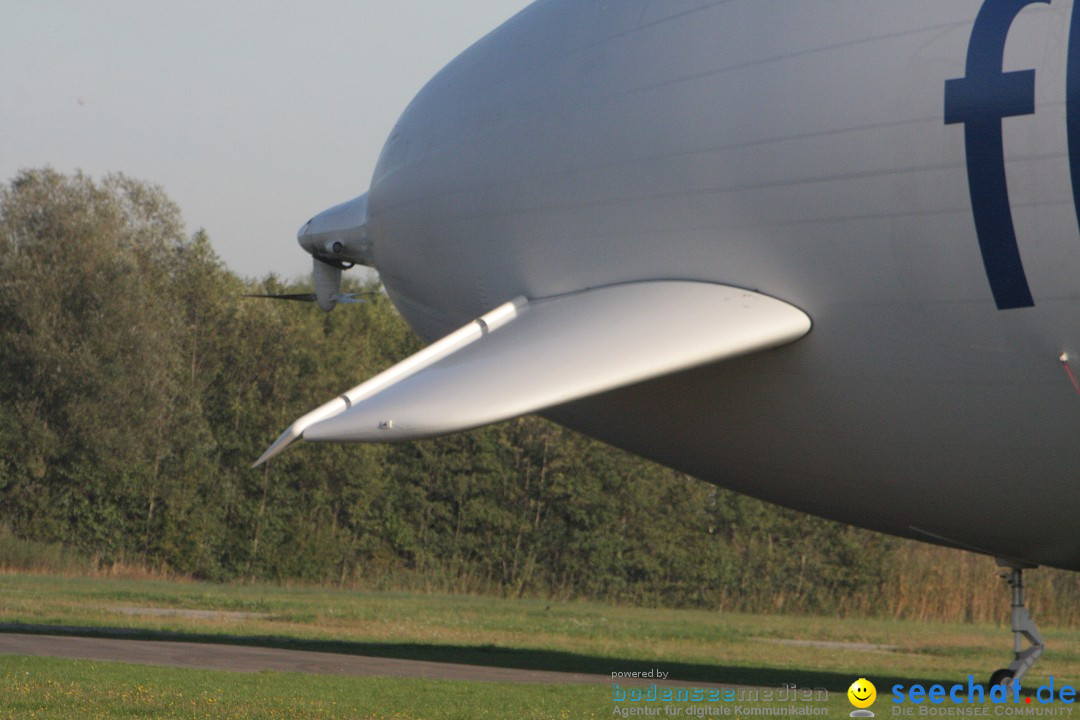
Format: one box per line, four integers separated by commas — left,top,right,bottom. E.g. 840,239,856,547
848,678,877,709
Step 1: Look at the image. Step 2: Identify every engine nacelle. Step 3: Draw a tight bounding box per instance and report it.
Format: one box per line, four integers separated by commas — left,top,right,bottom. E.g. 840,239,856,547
311,258,342,312
297,193,372,270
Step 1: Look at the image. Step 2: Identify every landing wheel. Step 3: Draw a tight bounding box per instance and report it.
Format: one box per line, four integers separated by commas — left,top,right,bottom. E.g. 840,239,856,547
989,563,1044,688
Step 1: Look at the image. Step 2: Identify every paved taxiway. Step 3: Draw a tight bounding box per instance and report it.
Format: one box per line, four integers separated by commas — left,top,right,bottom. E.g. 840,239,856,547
0,632,727,687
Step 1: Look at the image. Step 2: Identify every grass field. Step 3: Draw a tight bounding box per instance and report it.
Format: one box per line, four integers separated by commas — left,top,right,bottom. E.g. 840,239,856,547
2,572,1080,718
0,655,608,720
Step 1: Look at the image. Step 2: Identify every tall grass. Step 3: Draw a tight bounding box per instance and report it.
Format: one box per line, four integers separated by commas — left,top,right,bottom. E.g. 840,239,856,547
0,527,182,581
880,541,1080,626
337,540,1080,627
3,527,1078,626
0,527,93,575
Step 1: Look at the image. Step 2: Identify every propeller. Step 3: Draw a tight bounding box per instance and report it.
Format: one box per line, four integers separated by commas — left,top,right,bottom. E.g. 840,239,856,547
251,232,375,312
243,292,318,302
243,291,375,304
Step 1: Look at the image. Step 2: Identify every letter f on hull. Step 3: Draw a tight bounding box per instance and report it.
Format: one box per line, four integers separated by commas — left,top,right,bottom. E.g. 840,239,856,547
945,0,1046,310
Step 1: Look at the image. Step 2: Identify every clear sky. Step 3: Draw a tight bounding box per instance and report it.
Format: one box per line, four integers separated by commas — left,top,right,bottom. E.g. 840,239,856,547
0,1,534,281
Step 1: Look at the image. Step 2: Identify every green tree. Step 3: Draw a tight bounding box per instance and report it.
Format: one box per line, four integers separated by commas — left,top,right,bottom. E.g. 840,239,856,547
0,169,214,562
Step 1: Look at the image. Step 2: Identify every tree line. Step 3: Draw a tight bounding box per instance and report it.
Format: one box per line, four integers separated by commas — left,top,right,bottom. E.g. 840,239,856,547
3,168,1078,620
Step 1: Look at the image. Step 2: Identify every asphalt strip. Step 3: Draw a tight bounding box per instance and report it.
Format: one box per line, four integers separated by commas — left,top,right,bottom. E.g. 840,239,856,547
0,632,724,687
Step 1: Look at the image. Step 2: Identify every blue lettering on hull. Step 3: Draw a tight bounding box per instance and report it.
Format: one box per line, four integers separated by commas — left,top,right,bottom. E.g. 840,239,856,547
945,0,1046,310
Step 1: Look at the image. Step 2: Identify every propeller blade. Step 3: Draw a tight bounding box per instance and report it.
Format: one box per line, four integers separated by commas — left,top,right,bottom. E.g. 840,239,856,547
243,293,318,302
242,291,379,304
336,293,375,304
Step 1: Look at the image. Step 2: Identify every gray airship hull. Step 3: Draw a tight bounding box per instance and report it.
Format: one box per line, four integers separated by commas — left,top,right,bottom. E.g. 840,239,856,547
297,1,1080,569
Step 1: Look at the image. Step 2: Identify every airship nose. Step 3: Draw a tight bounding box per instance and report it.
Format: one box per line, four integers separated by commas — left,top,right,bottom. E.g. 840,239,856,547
296,220,316,254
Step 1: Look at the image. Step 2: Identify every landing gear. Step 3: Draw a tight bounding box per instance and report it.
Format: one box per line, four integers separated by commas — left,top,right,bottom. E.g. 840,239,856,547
988,562,1044,688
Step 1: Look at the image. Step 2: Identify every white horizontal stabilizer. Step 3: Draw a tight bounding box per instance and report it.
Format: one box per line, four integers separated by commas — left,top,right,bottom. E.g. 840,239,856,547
253,281,811,460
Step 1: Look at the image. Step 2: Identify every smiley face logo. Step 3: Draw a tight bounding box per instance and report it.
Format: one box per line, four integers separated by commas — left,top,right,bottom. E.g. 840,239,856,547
848,678,877,709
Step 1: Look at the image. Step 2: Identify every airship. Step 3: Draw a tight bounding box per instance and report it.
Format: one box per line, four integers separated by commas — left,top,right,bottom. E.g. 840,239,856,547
257,0,1080,687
